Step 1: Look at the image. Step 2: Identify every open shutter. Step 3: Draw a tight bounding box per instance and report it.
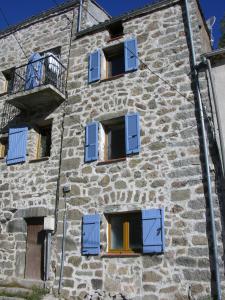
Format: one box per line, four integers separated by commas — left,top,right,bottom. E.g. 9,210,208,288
25,53,43,90
82,214,100,255
124,38,138,72
85,122,98,162
88,50,101,83
142,208,164,254
125,113,140,155
7,127,28,165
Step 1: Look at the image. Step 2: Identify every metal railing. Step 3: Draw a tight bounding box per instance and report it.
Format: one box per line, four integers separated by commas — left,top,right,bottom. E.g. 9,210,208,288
8,55,66,95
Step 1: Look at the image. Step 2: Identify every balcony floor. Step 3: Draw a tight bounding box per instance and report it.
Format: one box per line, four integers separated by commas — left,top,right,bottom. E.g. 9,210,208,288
6,84,66,111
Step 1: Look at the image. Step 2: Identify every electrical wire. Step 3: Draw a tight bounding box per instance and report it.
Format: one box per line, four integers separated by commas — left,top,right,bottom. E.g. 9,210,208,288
80,3,214,125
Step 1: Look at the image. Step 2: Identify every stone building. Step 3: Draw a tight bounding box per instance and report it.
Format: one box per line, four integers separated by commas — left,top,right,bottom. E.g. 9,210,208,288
0,0,224,299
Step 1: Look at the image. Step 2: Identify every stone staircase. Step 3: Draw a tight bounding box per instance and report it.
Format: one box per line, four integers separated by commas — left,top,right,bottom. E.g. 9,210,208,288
0,278,46,300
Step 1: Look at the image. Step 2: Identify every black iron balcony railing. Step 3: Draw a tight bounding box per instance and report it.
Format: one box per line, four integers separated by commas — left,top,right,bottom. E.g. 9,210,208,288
8,55,66,95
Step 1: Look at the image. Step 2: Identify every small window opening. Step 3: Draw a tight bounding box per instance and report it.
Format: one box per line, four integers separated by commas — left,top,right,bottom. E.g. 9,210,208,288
108,22,124,39
36,125,52,159
2,68,15,94
0,137,8,159
102,117,125,161
107,212,142,253
104,44,125,78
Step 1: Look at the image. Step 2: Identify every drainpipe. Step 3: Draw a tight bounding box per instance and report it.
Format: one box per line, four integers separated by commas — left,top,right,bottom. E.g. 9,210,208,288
205,58,225,176
58,187,70,294
77,0,83,32
184,0,221,299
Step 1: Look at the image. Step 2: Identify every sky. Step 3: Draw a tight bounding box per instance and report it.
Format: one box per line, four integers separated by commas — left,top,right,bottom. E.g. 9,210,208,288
0,0,224,49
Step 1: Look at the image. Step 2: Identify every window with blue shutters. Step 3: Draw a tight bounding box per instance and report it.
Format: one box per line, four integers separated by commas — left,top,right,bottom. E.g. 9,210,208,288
88,50,101,83
106,209,164,254
25,53,43,90
82,214,100,255
124,38,138,72
7,127,28,165
85,122,99,162
142,208,165,254
88,38,138,82
86,114,140,163
125,113,140,155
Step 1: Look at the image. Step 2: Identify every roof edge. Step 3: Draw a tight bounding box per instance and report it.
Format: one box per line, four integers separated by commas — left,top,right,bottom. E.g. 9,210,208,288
0,0,79,38
75,0,180,39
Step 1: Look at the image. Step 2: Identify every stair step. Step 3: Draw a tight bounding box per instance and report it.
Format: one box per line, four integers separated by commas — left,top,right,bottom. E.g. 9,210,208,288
0,287,32,297
0,297,26,300
0,278,44,289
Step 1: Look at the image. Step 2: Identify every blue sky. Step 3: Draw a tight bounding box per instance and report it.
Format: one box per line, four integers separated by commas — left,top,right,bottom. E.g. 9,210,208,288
0,0,224,48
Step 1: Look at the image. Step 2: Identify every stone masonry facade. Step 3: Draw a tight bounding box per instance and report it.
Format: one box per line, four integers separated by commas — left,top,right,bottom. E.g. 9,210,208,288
0,0,225,300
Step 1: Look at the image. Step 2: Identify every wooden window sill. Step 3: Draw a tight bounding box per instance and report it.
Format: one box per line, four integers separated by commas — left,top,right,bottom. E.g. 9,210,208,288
0,92,7,97
107,35,124,43
97,157,126,166
101,253,140,258
100,73,125,83
29,157,49,163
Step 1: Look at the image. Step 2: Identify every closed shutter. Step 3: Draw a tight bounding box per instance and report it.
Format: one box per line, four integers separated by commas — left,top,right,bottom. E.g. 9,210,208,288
88,50,101,83
124,38,138,72
7,127,28,165
25,53,43,90
82,214,100,255
125,113,140,155
85,122,99,162
142,208,165,254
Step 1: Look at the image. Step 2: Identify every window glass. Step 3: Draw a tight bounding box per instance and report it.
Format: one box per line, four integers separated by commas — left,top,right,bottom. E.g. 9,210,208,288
102,117,125,161
129,215,142,249
0,137,8,158
108,212,141,253
37,125,51,159
111,215,124,249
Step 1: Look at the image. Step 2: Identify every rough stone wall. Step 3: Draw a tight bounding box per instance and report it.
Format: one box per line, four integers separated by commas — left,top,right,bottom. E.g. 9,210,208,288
0,7,77,280
54,1,225,300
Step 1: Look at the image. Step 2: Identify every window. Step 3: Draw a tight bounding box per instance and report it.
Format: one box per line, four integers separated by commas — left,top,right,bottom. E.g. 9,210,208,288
108,21,124,40
7,127,28,165
107,212,142,253
104,44,125,78
36,125,52,159
88,38,138,83
85,113,140,163
81,209,165,256
0,137,8,159
2,68,14,94
101,117,125,161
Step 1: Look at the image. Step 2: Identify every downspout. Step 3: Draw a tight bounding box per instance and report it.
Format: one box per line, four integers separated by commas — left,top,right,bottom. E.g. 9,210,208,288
77,0,83,32
184,0,221,299
205,58,225,176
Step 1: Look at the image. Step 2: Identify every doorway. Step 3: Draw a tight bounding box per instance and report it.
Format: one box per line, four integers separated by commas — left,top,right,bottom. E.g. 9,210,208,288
25,218,45,280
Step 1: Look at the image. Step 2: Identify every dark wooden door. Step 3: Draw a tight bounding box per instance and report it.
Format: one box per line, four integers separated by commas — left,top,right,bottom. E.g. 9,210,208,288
25,218,44,280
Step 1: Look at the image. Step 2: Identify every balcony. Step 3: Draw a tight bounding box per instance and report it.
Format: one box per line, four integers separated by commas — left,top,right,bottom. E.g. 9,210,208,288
6,55,66,111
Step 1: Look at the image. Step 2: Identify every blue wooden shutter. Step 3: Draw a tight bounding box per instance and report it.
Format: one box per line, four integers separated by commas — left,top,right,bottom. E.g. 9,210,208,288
125,113,140,155
25,53,43,90
7,127,28,165
82,214,100,255
124,38,138,72
88,50,101,83
85,122,98,162
142,208,165,254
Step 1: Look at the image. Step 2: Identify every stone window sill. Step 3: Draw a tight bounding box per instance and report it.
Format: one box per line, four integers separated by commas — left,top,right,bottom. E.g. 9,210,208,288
97,157,126,166
29,157,49,163
101,253,140,258
100,74,125,83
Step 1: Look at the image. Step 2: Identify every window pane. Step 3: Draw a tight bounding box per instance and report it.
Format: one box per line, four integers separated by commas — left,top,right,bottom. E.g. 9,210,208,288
111,215,124,249
129,214,142,250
